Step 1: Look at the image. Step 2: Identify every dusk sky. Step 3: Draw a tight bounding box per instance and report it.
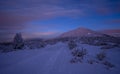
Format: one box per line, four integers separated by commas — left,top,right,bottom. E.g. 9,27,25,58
0,0,120,42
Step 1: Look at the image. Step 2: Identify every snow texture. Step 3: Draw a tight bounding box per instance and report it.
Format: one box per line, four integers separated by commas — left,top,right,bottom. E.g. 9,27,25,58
0,42,120,74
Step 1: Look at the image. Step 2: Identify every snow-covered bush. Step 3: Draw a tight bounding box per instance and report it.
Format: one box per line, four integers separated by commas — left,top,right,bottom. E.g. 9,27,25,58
87,59,95,64
13,33,24,49
79,36,120,46
101,45,114,49
102,61,115,69
93,41,107,46
101,43,119,49
45,39,58,45
25,40,46,49
96,52,106,61
68,40,77,50
72,47,87,59
70,57,83,63
70,57,78,63
70,47,87,63
0,42,13,52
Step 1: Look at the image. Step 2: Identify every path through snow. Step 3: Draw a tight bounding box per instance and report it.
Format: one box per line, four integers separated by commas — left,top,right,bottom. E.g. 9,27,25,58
0,42,120,74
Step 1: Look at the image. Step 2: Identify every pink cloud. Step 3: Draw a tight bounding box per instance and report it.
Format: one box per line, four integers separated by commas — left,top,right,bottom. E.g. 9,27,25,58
34,32,57,36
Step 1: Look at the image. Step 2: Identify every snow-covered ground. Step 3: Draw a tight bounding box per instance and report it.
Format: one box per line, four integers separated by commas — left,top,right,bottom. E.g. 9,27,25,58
0,42,120,74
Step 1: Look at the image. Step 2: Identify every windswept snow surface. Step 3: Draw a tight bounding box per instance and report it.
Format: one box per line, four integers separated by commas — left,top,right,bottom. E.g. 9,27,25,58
0,42,120,74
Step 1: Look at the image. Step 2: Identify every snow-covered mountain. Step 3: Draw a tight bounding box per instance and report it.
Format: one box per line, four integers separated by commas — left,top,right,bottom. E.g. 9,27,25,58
60,27,106,38
99,29,120,37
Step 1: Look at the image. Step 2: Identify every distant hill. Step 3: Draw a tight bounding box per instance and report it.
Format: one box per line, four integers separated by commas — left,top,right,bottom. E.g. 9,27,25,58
99,29,120,37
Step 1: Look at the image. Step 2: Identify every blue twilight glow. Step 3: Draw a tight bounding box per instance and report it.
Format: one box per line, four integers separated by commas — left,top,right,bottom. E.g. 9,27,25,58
0,0,120,41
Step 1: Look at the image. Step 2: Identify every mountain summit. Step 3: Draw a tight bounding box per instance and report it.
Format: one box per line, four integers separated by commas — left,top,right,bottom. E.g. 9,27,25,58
60,27,104,37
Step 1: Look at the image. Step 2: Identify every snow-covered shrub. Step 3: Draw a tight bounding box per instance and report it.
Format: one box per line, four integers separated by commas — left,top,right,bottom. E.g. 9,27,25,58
70,47,87,63
45,39,58,45
13,33,24,49
96,52,106,61
25,40,46,49
87,59,95,64
70,57,78,63
87,59,99,64
39,41,46,48
93,41,107,46
101,45,114,49
113,43,119,47
102,61,115,69
70,57,84,63
68,40,77,50
72,47,87,59
88,60,93,64
0,42,13,52
101,43,119,49
79,36,120,46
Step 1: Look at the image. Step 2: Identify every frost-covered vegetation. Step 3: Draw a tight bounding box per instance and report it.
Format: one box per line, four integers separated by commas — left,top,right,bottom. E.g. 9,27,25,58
13,33,24,49
96,52,106,61
68,40,77,50
70,47,87,63
0,33,120,74
0,36,120,53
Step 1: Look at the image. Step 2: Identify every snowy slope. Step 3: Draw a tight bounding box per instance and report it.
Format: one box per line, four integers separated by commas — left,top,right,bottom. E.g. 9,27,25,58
0,42,120,74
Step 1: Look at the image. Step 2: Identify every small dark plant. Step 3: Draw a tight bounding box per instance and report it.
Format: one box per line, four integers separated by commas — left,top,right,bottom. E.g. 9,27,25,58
87,59,95,64
102,61,115,69
96,52,106,61
68,40,77,50
70,57,78,63
71,47,87,59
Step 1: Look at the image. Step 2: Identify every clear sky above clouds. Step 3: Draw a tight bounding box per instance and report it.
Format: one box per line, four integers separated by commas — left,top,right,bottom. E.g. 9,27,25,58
0,0,120,41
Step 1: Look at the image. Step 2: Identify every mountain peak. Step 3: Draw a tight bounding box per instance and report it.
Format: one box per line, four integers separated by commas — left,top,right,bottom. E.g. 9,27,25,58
75,27,94,32
60,27,103,38
77,27,88,29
